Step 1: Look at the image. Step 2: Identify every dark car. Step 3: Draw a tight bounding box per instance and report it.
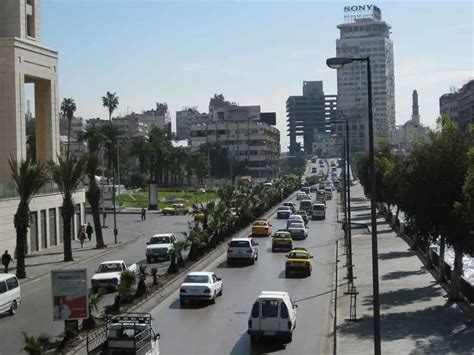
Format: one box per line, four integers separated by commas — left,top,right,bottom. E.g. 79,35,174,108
277,206,292,219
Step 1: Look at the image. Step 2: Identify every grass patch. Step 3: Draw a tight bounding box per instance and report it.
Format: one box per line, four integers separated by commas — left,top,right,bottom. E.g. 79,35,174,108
117,190,217,208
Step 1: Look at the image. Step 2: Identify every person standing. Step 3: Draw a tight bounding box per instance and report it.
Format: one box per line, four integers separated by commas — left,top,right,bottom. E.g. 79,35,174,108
86,223,94,242
141,207,146,221
2,250,13,273
78,227,87,248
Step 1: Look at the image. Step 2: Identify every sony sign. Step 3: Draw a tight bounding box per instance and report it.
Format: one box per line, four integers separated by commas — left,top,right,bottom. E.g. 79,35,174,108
344,4,382,21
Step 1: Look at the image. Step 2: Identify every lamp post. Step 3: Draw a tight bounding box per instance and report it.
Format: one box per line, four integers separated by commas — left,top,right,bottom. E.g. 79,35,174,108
327,56,380,355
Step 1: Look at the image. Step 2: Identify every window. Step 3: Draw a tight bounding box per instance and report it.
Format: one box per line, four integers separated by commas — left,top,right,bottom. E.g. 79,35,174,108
0,281,7,294
261,300,279,317
49,208,57,246
6,277,19,290
280,303,289,319
251,302,259,318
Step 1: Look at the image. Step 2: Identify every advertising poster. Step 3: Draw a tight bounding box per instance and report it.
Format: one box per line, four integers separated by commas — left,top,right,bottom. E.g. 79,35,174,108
51,269,88,321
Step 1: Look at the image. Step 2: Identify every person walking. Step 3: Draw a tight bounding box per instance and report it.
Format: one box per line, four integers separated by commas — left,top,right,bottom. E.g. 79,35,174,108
86,223,94,242
141,207,147,221
78,226,87,248
2,250,13,273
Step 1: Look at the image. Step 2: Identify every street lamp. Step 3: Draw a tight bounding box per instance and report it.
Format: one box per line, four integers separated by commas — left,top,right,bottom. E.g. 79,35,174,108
326,56,380,355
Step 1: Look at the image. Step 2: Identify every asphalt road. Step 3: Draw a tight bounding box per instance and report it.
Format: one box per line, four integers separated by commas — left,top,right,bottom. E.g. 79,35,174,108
0,212,192,355
149,169,340,354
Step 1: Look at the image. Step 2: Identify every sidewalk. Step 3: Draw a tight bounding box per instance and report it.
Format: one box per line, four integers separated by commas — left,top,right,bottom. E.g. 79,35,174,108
335,183,474,354
8,217,142,285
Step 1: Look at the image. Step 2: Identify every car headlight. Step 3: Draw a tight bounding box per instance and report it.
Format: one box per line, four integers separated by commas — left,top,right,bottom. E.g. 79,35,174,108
203,288,211,294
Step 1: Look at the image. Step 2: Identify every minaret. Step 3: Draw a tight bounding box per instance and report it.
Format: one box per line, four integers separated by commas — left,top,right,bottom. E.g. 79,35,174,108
412,90,420,125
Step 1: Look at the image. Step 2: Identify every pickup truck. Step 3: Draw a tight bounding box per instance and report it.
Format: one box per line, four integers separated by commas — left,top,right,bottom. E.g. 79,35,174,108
91,260,138,293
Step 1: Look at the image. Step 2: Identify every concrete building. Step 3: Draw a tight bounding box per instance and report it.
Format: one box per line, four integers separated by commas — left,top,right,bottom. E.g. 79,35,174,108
112,115,149,139
335,5,396,154
440,80,474,132
209,94,261,122
287,81,337,155
0,0,85,253
176,107,208,140
140,103,172,135
394,90,430,154
190,119,280,181
312,132,340,158
59,135,87,159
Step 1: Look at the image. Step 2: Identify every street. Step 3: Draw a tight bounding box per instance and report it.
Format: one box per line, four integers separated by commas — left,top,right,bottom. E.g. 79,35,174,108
0,212,192,355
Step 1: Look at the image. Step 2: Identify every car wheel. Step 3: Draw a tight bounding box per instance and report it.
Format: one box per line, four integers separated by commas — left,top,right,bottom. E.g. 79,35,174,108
255,252,258,260
219,286,223,296
210,292,216,304
9,300,17,316
285,334,293,343
180,299,186,308
272,246,276,252
250,335,258,344
250,257,255,265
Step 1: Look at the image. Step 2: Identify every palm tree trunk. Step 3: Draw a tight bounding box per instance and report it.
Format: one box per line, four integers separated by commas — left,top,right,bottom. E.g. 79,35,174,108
87,181,105,248
449,244,464,301
14,203,29,279
438,235,446,282
62,196,75,262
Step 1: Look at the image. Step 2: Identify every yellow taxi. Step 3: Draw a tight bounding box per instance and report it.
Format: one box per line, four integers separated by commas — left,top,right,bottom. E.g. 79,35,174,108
271,230,293,252
251,219,272,237
296,210,309,226
285,248,313,277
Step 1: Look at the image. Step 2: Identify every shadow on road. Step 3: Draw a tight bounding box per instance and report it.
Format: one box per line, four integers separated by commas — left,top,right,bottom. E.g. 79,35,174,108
378,250,415,260
216,260,253,269
278,270,308,279
230,333,286,355
337,305,474,354
168,298,210,310
382,269,426,281
362,284,442,310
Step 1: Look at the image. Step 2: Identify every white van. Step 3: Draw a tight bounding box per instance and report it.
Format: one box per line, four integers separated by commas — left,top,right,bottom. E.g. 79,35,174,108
247,291,297,344
0,274,21,315
312,203,326,220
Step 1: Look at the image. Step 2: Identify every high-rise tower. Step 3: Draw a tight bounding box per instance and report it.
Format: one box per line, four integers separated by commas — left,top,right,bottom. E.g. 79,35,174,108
335,5,396,154
412,90,420,125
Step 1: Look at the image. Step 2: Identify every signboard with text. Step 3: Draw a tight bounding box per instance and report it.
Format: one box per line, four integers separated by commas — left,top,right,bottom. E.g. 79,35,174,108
51,269,88,321
344,4,382,22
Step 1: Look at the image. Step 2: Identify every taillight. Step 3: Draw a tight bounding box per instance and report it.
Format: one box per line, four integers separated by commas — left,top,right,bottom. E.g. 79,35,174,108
248,319,252,328
288,320,292,330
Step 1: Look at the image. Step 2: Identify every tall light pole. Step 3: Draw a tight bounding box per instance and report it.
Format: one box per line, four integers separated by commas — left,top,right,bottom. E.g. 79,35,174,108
327,56,380,354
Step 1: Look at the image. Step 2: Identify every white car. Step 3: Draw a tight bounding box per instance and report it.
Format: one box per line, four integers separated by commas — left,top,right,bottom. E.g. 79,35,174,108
287,222,308,240
286,215,305,229
0,274,21,316
179,271,223,307
146,233,177,263
91,260,138,293
227,237,259,265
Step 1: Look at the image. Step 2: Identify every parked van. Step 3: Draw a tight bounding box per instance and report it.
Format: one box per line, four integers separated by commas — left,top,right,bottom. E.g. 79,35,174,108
0,274,21,315
247,291,297,344
299,199,313,214
312,203,326,220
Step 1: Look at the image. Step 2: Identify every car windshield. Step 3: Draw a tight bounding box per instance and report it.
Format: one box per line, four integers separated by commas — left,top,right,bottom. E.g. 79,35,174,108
229,240,251,247
274,233,290,239
254,221,267,226
288,252,308,259
150,236,170,244
98,263,121,273
183,275,209,283
290,223,304,229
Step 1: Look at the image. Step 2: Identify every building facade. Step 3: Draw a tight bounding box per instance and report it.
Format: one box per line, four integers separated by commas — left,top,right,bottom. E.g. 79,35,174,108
190,119,280,181
440,80,474,132
335,5,396,154
0,0,85,254
287,81,337,155
112,115,149,139
140,103,172,135
176,107,209,140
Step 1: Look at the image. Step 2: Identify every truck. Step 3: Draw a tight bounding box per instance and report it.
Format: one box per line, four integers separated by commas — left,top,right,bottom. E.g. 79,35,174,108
91,260,138,293
86,313,160,354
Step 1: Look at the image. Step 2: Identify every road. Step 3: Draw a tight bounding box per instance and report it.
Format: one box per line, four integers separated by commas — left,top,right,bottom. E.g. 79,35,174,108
149,160,340,355
0,212,192,355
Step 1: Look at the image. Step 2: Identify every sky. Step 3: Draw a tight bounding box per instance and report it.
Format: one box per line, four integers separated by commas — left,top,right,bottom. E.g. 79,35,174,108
38,0,473,150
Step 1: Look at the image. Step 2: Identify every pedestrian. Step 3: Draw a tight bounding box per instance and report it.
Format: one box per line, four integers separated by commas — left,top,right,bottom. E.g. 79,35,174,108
78,226,87,248
86,222,94,242
141,207,146,221
2,250,13,273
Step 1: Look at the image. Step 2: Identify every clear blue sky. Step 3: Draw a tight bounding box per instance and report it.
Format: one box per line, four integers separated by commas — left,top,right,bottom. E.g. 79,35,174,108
40,0,473,150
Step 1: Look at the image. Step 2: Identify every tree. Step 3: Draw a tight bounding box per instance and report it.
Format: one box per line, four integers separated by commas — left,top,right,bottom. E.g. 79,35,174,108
100,123,122,172
102,91,119,122
60,98,77,157
9,158,49,279
51,156,87,262
129,137,149,174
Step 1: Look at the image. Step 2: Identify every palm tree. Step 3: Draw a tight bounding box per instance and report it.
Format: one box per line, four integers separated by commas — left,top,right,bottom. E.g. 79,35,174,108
51,155,87,262
129,137,149,174
78,126,106,249
60,98,77,157
9,158,49,279
191,201,216,230
100,123,122,172
102,91,119,122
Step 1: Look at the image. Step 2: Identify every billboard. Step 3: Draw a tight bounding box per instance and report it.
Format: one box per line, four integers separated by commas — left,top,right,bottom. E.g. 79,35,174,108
51,269,88,321
260,112,276,126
